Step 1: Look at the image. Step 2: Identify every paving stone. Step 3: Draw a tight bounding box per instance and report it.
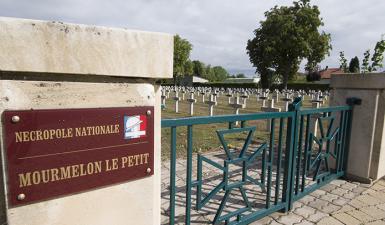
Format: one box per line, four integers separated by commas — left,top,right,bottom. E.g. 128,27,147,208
299,195,316,204
369,191,385,202
332,197,350,206
277,214,303,225
294,220,314,225
372,183,385,191
309,189,327,198
319,203,341,214
377,203,385,211
359,183,372,188
160,151,385,225
294,205,316,218
343,192,357,199
346,209,375,223
340,182,358,191
333,212,361,225
316,217,344,225
351,186,367,194
366,220,385,225
270,212,287,220
355,194,383,206
270,220,284,225
364,188,380,196
332,204,355,214
249,216,273,225
349,198,369,209
320,184,337,192
320,193,339,203
330,179,347,187
377,179,385,187
308,199,329,211
307,211,328,223
360,206,385,220
293,201,304,209
330,188,348,196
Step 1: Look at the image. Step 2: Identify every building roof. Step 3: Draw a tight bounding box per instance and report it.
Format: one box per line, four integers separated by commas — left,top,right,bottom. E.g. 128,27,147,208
224,77,260,83
192,76,208,83
320,68,343,79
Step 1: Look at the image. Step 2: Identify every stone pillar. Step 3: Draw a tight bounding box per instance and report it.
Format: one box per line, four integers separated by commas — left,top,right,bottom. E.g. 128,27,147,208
0,17,173,225
330,73,385,183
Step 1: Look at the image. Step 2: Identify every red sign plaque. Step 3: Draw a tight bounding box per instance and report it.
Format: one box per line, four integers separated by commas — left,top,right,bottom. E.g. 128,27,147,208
3,107,154,206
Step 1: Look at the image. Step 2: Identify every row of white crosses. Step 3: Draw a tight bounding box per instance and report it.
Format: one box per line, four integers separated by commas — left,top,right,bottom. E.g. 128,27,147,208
160,86,329,117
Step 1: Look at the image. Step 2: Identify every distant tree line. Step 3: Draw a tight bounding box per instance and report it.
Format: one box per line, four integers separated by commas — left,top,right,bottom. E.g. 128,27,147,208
173,35,234,83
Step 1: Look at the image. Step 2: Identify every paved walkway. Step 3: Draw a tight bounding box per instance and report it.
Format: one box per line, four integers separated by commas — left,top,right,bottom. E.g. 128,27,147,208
251,179,385,225
161,151,385,225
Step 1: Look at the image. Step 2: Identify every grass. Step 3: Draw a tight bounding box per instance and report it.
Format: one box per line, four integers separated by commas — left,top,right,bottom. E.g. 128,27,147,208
161,93,328,160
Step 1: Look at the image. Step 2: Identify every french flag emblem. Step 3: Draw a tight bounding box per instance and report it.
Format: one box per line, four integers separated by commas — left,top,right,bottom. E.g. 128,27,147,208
124,115,147,139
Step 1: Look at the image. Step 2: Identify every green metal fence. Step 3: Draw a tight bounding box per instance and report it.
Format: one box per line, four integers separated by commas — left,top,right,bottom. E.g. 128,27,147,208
161,98,353,225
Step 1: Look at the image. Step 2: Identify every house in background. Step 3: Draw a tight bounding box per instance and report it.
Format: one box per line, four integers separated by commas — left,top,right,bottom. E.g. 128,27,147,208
180,75,209,86
224,77,260,84
316,67,343,84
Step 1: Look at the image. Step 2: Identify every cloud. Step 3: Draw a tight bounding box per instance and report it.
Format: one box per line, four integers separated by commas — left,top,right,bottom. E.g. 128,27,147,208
1,0,384,75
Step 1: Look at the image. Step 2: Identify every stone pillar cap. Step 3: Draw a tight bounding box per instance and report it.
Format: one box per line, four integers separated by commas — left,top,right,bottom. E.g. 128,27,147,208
0,17,173,79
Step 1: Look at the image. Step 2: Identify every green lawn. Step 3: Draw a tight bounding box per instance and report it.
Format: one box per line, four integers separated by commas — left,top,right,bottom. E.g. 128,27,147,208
161,93,328,160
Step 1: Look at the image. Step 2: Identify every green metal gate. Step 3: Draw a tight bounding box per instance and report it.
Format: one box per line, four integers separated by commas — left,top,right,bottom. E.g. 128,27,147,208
161,98,355,225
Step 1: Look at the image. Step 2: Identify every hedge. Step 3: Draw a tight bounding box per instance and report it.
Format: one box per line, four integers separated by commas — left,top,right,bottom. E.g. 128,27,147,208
271,83,330,91
191,82,329,91
160,81,330,91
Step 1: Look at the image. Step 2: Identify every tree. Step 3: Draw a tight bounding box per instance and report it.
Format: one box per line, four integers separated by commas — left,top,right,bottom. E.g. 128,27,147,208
247,0,331,89
361,39,385,73
306,71,321,81
184,60,194,76
192,60,206,77
371,39,385,71
173,35,192,82
339,51,348,72
348,56,360,73
212,66,230,82
204,64,214,81
362,50,371,73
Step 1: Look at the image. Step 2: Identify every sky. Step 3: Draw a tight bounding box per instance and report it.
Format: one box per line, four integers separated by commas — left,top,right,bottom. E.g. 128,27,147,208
0,0,384,76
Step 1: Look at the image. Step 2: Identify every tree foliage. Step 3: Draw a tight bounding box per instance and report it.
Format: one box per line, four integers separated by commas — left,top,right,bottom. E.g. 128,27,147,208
184,60,194,76
173,35,192,79
361,39,385,73
348,56,360,73
371,40,385,71
173,35,231,83
246,0,331,89
339,51,348,72
192,60,206,77
306,71,321,81
361,50,371,73
211,66,230,82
